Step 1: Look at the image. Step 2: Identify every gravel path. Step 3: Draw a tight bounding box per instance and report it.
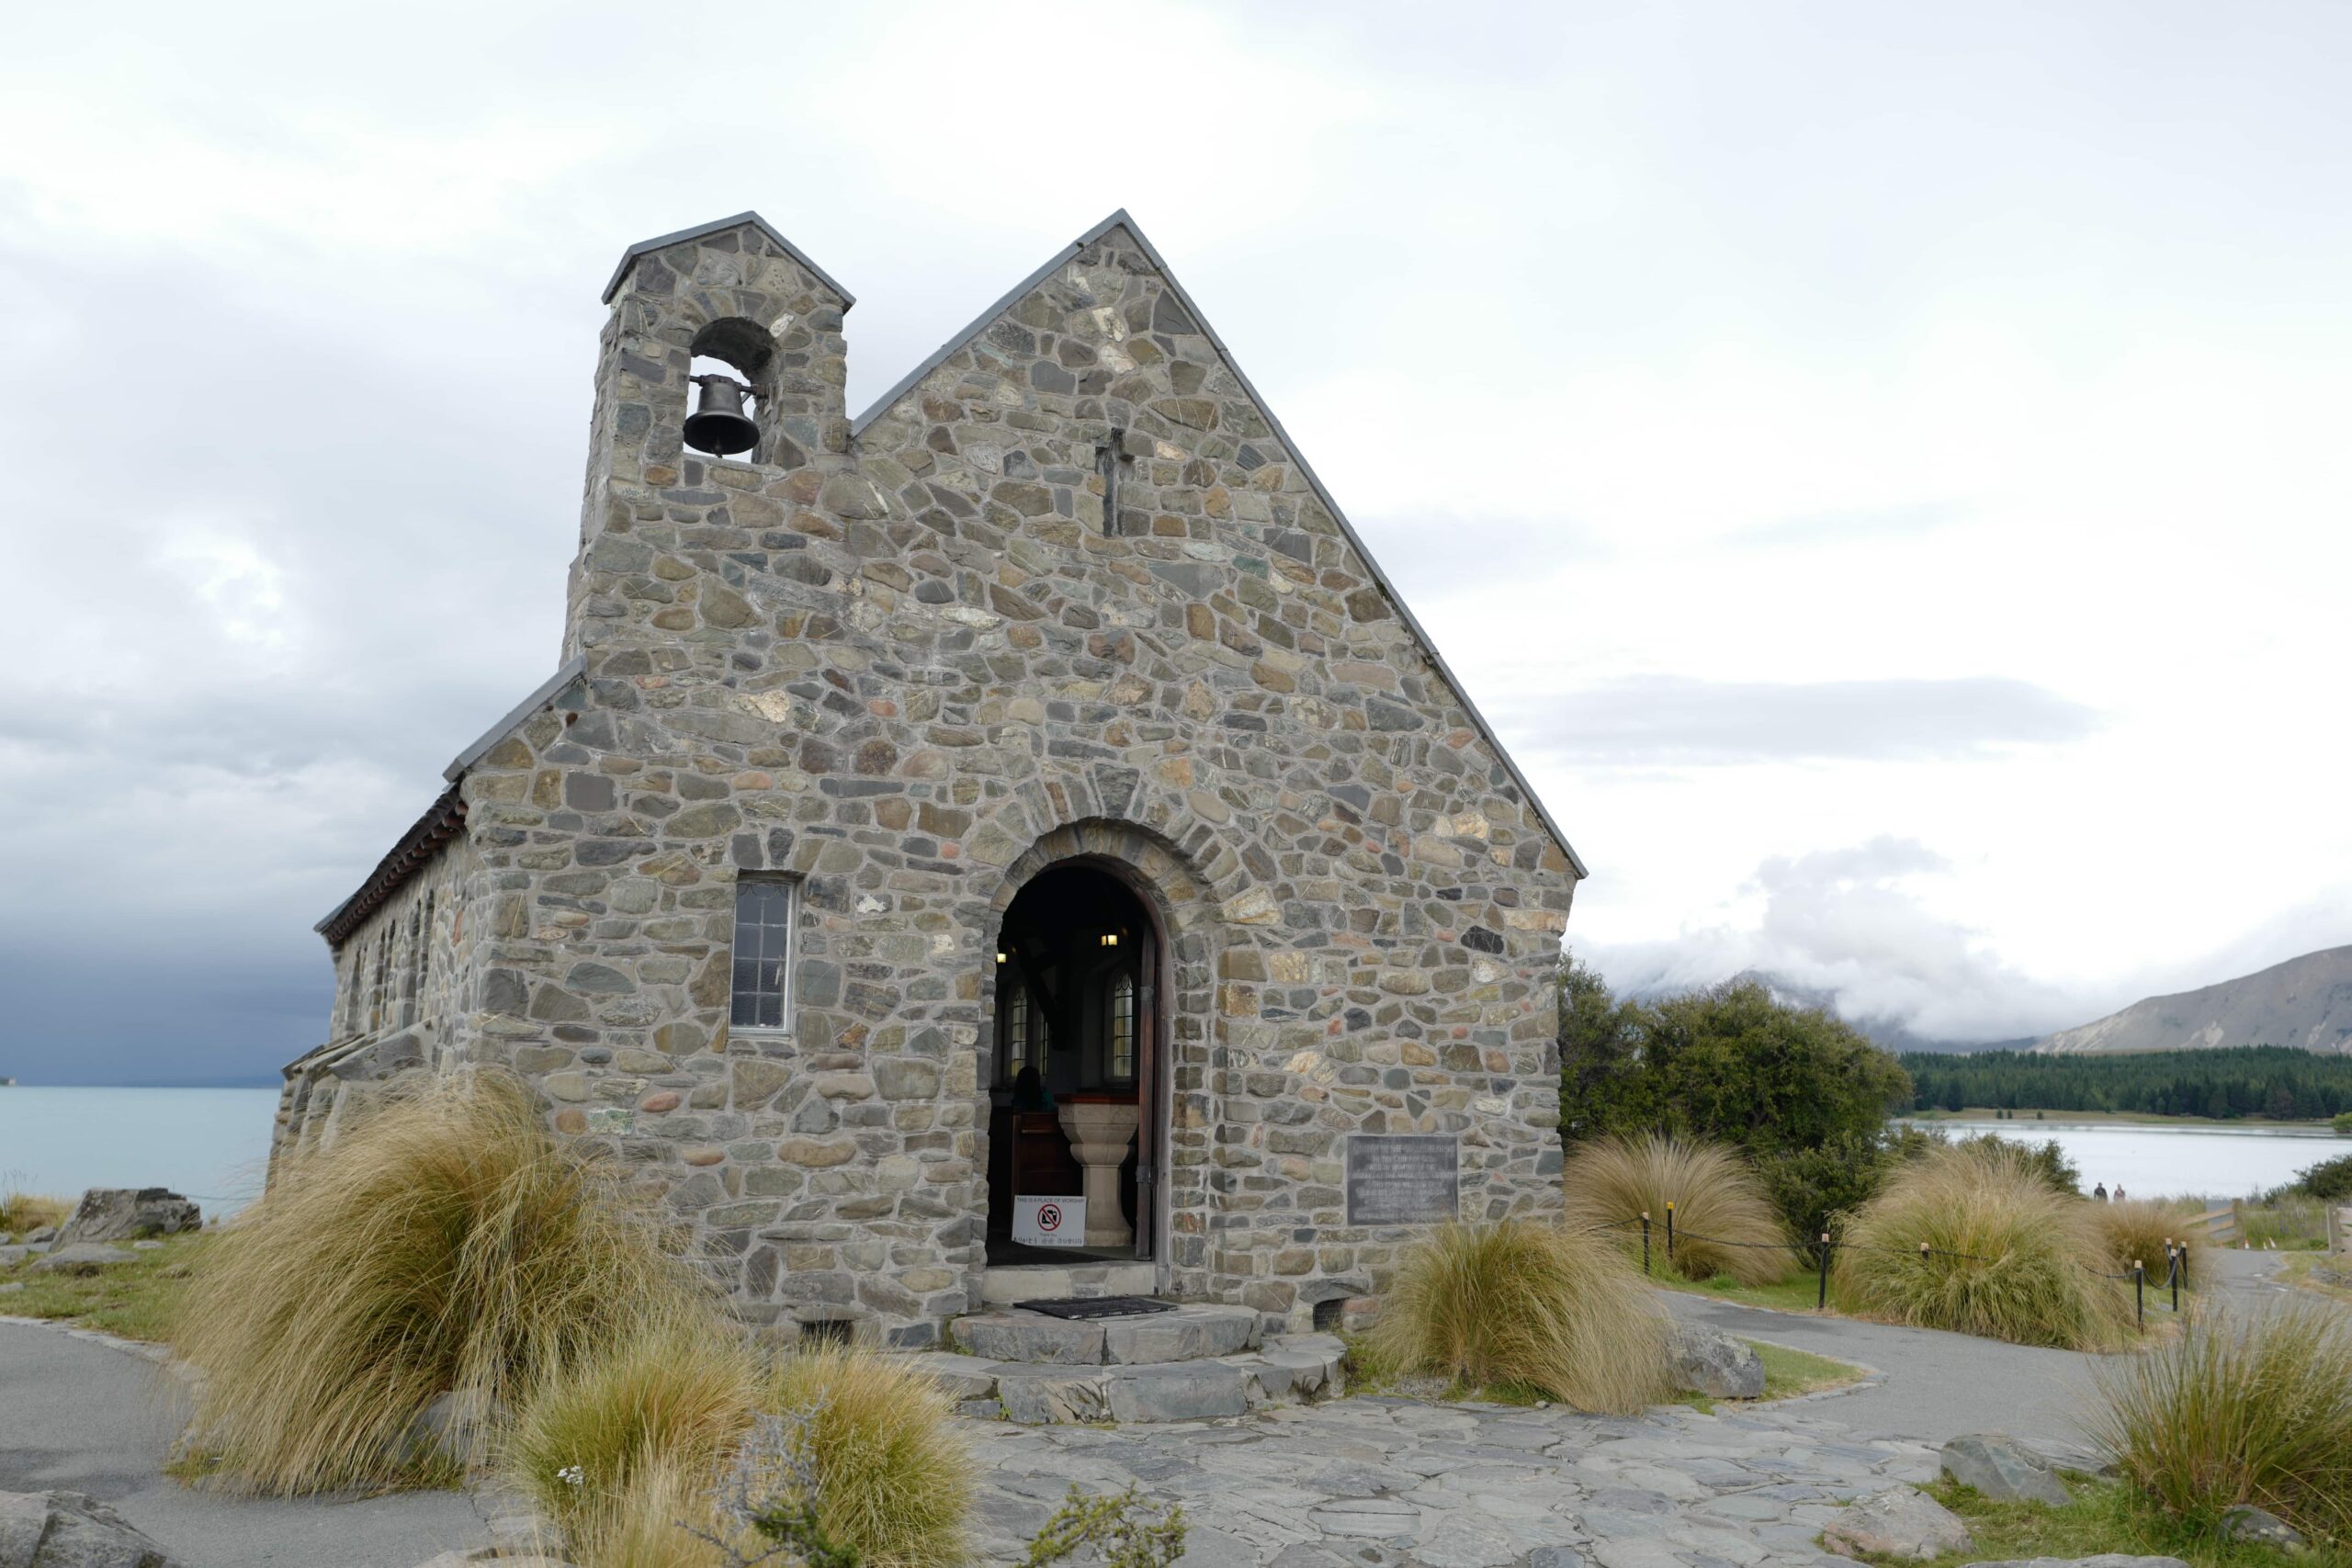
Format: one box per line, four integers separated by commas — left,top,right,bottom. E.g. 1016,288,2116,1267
0,1316,490,1568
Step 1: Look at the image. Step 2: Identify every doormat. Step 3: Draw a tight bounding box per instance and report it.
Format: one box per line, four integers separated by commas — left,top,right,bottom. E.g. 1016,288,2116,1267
1016,1296,1179,1321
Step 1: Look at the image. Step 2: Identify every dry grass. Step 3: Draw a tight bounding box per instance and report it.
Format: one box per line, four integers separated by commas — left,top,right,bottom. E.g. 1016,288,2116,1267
511,1337,972,1568
170,1071,708,1495
1562,1134,1796,1285
2091,1199,2207,1288
2089,1299,2352,1543
767,1345,973,1568
0,1187,71,1234
1366,1219,1672,1414
507,1315,765,1551
1834,1142,2136,1350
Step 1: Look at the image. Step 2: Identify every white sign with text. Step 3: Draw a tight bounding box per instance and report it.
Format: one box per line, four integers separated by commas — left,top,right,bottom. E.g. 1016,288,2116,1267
1012,1194,1086,1248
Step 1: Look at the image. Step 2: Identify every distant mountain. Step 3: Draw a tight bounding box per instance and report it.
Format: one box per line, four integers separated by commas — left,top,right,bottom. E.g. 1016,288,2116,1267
2033,944,2352,1056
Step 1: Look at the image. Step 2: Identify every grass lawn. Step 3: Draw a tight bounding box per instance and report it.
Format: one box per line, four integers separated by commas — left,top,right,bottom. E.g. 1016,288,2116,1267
1647,1260,1831,1315
1846,1474,2347,1568
0,1232,202,1341
2278,1251,2352,1304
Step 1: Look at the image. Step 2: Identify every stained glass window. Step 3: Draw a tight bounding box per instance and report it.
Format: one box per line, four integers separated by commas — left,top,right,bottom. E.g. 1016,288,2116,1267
729,876,797,1030
1110,971,1136,1081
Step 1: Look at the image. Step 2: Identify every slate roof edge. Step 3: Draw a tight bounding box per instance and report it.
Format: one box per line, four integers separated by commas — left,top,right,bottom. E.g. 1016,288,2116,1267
848,210,1589,880
603,211,857,308
311,783,467,943
443,656,589,782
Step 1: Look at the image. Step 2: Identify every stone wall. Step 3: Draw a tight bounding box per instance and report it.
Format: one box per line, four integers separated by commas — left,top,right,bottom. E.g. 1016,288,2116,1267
277,835,480,1161
302,214,1577,1346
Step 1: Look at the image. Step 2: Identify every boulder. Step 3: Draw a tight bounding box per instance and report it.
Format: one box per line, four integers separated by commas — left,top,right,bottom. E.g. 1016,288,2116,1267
1824,1486,1976,1561
23,1227,57,1247
57,1190,199,1247
0,1487,180,1566
1940,1433,2071,1506
0,1247,28,1269
30,1245,136,1277
1667,1322,1766,1399
2219,1506,2307,1552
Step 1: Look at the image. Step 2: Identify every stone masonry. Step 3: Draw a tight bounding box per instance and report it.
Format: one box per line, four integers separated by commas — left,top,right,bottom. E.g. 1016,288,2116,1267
279,210,1585,1347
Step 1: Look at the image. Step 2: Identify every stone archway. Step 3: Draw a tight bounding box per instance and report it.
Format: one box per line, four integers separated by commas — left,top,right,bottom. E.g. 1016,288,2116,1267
969,818,1220,1298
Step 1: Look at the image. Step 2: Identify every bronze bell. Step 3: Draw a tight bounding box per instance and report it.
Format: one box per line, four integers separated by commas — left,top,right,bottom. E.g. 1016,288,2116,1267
684,373,758,456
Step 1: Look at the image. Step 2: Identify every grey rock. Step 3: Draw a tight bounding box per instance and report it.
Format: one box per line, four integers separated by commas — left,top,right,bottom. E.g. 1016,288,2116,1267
0,1247,27,1269
400,1390,495,1468
1940,1434,2070,1506
2219,1506,2306,1552
1102,1305,1257,1364
994,1367,1110,1424
1668,1322,1766,1400
905,1350,1001,1400
953,1313,1105,1365
23,1227,57,1246
1102,1363,1249,1423
29,1246,136,1276
1823,1486,1976,1561
0,1487,179,1566
56,1190,199,1246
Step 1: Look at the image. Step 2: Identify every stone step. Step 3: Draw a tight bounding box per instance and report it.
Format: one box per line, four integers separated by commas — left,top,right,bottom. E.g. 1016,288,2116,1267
951,1303,1261,1365
910,1332,1346,1425
977,1260,1157,1306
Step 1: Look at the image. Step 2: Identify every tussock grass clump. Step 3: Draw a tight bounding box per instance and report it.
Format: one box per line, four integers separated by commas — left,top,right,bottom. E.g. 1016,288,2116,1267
767,1345,972,1568
1366,1220,1671,1414
0,1186,71,1234
2091,1199,2205,1288
1833,1142,2134,1349
1562,1134,1795,1285
2090,1299,2352,1542
507,1315,764,1549
171,1071,707,1495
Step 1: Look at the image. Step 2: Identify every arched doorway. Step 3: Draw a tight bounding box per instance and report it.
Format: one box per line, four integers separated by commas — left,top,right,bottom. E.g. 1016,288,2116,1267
986,862,1159,1266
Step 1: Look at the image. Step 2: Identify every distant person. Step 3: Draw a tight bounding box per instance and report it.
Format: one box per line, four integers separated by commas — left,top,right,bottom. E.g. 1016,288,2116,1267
1012,1065,1054,1111
2093,1182,2109,1201
2112,1184,2126,1201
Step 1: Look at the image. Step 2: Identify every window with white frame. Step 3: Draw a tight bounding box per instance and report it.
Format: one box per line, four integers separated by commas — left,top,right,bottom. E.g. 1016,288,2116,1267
729,875,797,1030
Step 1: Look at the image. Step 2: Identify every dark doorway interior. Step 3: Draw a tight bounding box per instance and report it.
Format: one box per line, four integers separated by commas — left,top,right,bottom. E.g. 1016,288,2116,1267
985,864,1154,1266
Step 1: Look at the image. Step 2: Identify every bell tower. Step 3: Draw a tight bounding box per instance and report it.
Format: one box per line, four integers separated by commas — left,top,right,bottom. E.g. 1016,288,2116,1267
565,213,854,660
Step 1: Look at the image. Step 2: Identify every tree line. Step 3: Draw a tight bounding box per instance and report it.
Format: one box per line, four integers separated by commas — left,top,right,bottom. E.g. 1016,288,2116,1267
1898,1045,2352,1121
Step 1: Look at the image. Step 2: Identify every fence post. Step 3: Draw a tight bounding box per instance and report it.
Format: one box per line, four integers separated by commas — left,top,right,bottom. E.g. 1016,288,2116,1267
1665,1201,1676,1266
2135,1260,2144,1329
1817,1233,1830,1310
2168,1244,2179,1313
1918,1241,1930,1264
2178,1239,2190,1292
1641,1212,1651,1277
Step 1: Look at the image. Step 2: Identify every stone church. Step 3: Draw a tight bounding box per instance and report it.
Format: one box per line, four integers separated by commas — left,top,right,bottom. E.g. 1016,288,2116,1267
277,210,1584,1348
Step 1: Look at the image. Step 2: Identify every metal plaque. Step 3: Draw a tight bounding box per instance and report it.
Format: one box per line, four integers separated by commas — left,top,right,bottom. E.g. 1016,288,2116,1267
1345,1134,1460,1225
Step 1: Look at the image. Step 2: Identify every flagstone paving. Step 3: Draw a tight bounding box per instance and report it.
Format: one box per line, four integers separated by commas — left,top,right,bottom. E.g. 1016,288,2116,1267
960,1393,1948,1568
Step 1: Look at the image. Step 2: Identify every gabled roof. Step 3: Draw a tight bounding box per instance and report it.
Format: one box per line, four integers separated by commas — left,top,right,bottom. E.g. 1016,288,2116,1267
852,211,1589,879
312,658,586,944
603,212,857,308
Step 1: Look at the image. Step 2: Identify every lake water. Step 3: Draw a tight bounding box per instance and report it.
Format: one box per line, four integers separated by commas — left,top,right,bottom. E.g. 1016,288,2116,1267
0,1087,280,1216
1905,1117,2352,1199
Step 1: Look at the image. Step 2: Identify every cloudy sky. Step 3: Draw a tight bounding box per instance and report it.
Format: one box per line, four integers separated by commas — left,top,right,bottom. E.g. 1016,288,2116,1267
3,1,2347,1084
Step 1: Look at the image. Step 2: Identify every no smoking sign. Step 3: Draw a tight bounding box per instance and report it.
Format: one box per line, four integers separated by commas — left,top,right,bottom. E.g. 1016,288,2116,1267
1012,1193,1086,1248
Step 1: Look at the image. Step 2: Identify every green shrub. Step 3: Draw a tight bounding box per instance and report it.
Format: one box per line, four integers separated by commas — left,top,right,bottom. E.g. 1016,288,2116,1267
2333,1111,2352,1136
2295,1152,2352,1202
1951,1132,2081,1196
1834,1142,2135,1349
0,1184,70,1235
1562,1134,1794,1285
171,1071,708,1495
1754,1133,1897,1244
1367,1220,1670,1413
2089,1300,2352,1541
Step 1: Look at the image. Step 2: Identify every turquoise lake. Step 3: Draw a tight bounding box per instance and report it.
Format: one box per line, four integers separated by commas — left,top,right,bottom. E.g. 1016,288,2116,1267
0,1086,281,1215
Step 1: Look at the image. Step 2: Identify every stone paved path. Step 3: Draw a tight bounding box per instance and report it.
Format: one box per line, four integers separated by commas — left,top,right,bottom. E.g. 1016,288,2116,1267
961,1393,1944,1568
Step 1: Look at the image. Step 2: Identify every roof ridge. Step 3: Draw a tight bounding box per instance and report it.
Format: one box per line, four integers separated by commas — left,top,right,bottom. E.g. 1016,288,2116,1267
846,211,1588,879
603,211,857,307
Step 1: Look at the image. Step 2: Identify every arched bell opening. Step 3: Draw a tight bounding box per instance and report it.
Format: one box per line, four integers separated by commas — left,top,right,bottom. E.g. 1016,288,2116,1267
684,317,776,462
985,862,1160,1266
